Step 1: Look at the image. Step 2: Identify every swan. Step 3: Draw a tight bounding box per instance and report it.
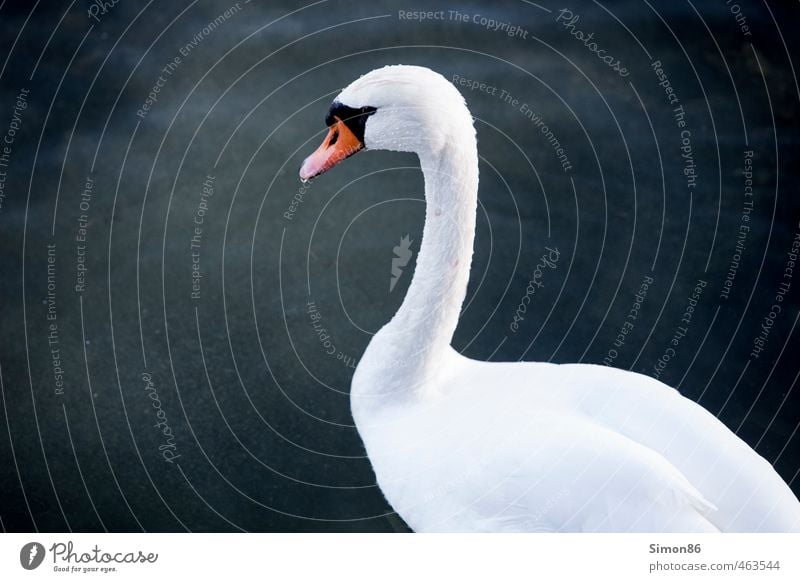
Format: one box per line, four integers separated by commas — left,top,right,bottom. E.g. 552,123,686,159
299,65,800,532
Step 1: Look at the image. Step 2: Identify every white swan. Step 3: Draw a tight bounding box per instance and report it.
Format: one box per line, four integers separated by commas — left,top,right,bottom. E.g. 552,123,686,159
299,65,800,532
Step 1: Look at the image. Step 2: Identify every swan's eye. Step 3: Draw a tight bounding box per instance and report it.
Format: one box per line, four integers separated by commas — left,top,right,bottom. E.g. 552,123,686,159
326,101,377,143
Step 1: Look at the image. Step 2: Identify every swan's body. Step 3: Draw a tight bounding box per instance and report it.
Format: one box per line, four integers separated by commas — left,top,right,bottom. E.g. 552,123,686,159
300,65,800,532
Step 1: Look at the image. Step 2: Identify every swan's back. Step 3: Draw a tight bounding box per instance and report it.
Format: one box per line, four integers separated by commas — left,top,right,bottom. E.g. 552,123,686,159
354,352,800,532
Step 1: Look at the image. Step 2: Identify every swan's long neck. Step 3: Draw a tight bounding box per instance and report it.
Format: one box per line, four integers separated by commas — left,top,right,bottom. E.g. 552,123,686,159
397,142,479,356
354,112,478,406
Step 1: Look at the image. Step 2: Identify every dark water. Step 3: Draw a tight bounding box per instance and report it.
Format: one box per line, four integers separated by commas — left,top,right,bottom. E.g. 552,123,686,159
0,0,798,532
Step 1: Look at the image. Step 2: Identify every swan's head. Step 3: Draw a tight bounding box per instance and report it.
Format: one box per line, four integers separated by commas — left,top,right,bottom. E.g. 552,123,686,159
299,64,473,181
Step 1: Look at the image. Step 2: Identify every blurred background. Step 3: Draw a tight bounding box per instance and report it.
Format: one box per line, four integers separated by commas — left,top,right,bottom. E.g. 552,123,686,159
0,0,798,532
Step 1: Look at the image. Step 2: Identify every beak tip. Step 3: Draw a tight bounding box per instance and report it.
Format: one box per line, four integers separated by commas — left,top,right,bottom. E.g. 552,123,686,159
298,158,316,182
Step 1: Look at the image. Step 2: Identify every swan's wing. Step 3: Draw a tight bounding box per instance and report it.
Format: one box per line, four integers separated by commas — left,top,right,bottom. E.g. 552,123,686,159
376,381,719,531
552,363,800,532
434,411,719,532
425,356,800,532
456,359,800,532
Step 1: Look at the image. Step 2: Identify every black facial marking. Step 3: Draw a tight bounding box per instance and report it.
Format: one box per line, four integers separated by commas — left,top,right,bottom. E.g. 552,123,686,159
325,101,377,143
328,128,339,146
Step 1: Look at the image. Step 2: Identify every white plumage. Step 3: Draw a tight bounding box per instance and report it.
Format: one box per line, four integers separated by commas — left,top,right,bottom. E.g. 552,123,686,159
303,65,800,532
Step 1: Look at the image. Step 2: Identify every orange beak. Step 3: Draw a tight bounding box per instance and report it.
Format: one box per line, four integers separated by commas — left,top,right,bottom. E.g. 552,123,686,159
299,116,364,182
